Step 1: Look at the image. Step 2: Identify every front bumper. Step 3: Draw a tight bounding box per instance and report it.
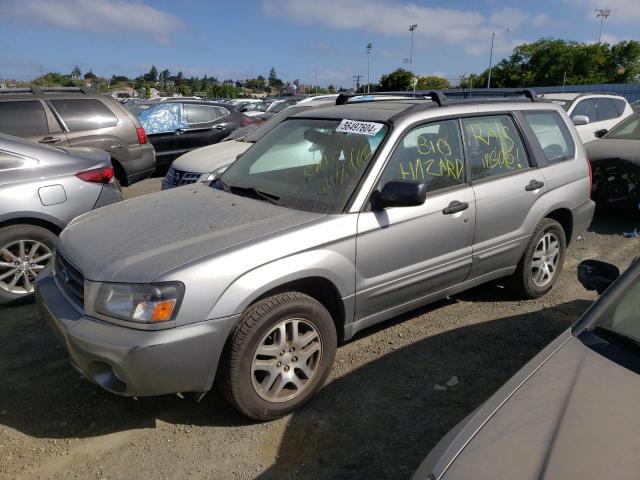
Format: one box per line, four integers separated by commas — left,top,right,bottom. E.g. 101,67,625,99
36,272,238,397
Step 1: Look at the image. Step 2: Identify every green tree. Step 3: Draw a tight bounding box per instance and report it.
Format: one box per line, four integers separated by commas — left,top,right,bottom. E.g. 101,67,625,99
145,65,158,82
416,75,450,90
378,68,414,91
84,69,97,80
71,65,82,79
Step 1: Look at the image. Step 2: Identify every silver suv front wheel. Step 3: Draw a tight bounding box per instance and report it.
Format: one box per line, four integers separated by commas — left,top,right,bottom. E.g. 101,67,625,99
220,292,337,421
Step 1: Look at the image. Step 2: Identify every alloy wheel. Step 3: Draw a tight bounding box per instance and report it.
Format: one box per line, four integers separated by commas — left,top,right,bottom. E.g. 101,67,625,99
0,240,52,295
251,318,323,403
531,232,560,288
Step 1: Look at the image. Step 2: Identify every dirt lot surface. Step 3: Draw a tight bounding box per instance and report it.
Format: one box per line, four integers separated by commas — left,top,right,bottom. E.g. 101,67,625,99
1,178,639,479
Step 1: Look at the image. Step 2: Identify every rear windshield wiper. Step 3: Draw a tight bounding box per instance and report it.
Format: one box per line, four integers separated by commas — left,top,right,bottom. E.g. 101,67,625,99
229,185,283,206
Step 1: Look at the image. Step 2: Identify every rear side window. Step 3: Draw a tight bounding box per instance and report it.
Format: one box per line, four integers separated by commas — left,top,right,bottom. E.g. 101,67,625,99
185,104,220,125
523,111,575,163
594,98,619,121
571,99,597,120
462,115,529,180
49,99,118,132
380,119,465,192
613,98,628,116
0,101,49,136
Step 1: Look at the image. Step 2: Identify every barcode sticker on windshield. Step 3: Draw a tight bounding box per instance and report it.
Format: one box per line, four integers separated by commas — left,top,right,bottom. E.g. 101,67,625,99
336,119,384,136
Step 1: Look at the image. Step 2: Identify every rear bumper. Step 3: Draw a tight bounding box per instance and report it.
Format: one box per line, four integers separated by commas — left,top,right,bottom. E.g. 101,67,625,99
124,143,156,185
572,199,596,242
93,182,123,209
36,272,238,397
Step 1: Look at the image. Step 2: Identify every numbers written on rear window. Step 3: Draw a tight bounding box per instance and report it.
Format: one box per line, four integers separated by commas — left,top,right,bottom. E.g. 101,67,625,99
523,111,575,163
462,115,529,181
0,101,49,137
49,99,118,132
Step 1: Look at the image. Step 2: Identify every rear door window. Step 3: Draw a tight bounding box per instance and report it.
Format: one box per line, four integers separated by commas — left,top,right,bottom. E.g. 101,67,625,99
49,99,118,131
462,115,530,181
523,111,575,163
594,98,619,121
612,98,628,116
0,101,49,136
184,104,220,126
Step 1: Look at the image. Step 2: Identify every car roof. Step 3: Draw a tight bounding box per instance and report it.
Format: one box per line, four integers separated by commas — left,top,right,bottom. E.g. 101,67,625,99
293,100,433,123
542,92,627,102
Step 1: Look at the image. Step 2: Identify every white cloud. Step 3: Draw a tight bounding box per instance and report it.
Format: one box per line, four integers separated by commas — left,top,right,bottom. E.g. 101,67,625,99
3,0,184,43
261,0,508,55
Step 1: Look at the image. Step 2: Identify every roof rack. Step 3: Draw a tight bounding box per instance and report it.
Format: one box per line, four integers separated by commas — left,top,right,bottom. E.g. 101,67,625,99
335,91,431,105
0,86,97,95
334,88,540,108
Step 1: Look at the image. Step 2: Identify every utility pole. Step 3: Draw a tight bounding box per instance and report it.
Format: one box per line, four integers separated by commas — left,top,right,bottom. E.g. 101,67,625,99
594,9,612,43
305,67,318,94
366,43,373,93
409,24,418,93
353,75,363,93
487,27,511,89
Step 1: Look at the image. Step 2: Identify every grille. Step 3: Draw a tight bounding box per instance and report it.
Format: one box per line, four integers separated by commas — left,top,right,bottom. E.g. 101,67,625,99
54,250,85,308
165,167,202,188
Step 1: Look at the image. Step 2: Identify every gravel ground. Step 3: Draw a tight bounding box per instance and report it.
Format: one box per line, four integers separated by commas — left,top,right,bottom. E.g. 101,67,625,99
1,178,639,480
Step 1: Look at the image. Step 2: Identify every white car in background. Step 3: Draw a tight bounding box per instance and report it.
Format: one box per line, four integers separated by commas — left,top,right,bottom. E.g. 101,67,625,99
161,101,334,189
541,93,633,143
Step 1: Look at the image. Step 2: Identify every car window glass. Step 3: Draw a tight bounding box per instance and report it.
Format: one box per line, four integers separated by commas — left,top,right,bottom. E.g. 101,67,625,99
571,99,597,121
0,151,30,171
220,118,388,214
597,275,640,344
523,111,575,163
49,99,118,132
462,115,529,180
214,107,229,117
380,119,465,191
594,98,619,122
138,102,187,134
0,101,49,136
612,98,627,116
607,115,640,140
185,104,219,125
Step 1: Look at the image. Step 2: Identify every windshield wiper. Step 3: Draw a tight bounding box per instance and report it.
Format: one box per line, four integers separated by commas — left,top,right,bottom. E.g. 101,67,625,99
228,185,283,206
593,326,640,353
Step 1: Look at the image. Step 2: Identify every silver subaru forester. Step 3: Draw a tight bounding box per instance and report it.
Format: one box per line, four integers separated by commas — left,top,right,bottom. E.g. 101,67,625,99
36,91,595,420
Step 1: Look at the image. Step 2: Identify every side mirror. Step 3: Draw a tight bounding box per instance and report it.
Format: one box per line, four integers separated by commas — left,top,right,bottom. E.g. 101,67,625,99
594,128,608,138
577,259,620,295
374,180,427,209
572,115,590,126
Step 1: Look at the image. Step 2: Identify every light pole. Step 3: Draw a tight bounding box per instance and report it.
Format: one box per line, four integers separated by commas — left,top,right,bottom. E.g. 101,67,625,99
366,43,373,93
487,27,511,89
306,67,318,94
594,9,612,43
409,24,418,93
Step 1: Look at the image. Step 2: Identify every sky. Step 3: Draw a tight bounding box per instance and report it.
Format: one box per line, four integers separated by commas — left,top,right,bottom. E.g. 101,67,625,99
2,0,640,88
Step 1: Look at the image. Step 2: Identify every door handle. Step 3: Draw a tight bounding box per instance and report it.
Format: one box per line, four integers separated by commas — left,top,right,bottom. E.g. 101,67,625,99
39,137,61,144
214,125,225,130
174,128,186,135
525,179,545,191
110,143,123,150
442,201,469,215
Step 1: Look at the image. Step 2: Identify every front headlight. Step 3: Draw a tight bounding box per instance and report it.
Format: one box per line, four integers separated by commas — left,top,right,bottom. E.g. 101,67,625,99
94,282,184,324
202,164,230,183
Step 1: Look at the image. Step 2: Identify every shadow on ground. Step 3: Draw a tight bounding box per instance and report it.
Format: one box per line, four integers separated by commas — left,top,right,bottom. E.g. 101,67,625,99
588,205,639,236
0,297,591,479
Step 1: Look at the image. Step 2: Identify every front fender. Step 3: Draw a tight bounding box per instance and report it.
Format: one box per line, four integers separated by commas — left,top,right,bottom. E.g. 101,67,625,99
207,248,356,321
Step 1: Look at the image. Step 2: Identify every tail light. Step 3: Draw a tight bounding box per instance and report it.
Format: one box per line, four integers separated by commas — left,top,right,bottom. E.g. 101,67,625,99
240,115,252,127
75,166,114,184
136,127,147,144
586,155,593,196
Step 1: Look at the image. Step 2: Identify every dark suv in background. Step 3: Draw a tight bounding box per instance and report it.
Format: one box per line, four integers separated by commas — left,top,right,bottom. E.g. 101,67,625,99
0,87,155,186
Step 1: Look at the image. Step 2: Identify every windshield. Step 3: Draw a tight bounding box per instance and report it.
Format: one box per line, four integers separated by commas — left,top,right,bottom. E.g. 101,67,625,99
218,118,388,213
606,114,640,140
594,268,640,344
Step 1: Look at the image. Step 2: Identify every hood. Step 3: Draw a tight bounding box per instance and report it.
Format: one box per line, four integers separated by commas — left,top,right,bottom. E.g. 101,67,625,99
171,140,251,174
58,184,324,282
585,139,640,166
440,336,640,479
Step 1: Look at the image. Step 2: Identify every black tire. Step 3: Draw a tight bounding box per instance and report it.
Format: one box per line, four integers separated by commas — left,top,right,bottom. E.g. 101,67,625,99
512,218,566,299
219,292,337,421
0,224,57,305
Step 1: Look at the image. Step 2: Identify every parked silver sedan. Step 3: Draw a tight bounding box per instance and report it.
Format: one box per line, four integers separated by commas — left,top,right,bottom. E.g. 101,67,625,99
414,257,640,480
0,133,122,304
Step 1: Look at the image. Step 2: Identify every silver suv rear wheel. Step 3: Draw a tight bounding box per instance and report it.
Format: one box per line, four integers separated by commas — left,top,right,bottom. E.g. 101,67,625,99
531,232,561,288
